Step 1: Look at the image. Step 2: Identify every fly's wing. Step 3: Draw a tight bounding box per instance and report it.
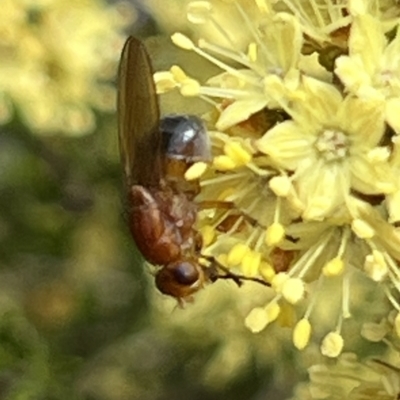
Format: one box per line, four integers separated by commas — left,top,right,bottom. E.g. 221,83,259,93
118,37,161,187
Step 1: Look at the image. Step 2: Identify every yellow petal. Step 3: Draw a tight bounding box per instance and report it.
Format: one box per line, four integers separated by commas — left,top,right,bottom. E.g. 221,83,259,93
216,99,268,131
386,98,400,134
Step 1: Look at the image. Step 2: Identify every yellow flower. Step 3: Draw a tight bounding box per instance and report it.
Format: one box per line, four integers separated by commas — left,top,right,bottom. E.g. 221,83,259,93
1,0,134,135
257,77,395,220
164,4,336,131
156,0,400,355
291,353,400,400
335,12,400,132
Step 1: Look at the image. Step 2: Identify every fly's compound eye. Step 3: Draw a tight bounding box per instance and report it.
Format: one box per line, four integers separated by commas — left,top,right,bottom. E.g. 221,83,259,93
155,260,204,298
160,115,211,163
178,261,202,285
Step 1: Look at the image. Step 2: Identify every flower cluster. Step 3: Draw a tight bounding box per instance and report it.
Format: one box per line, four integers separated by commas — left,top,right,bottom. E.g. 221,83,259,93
156,0,400,357
291,352,400,400
1,0,134,135
292,311,400,399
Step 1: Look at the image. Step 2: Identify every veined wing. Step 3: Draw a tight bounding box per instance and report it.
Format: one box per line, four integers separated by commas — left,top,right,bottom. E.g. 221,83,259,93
118,37,161,187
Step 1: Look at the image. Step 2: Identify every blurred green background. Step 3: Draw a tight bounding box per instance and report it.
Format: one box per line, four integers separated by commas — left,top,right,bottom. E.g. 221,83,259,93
0,1,310,399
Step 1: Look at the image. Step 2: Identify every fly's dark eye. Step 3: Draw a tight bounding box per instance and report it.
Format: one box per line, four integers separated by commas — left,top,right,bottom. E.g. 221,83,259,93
155,261,202,298
160,115,211,162
171,261,199,285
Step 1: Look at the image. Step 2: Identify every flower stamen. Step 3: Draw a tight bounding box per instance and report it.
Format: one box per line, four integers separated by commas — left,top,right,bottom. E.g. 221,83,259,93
315,128,349,162
171,33,262,86
290,229,334,279
233,1,274,65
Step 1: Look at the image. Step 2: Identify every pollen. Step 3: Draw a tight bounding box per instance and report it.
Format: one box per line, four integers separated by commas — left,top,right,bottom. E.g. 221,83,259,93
322,257,344,277
281,277,305,304
223,142,252,166
247,42,257,63
293,318,312,350
245,302,281,333
266,302,281,323
171,32,196,50
186,1,213,24
271,272,290,292
364,250,388,282
242,250,261,277
315,129,349,162
269,176,292,197
227,243,250,267
245,307,269,333
265,222,285,246
351,219,375,239
180,79,201,97
367,147,390,163
213,155,237,171
200,225,215,247
170,65,188,83
154,71,176,94
320,331,344,358
184,161,208,181
259,261,276,283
